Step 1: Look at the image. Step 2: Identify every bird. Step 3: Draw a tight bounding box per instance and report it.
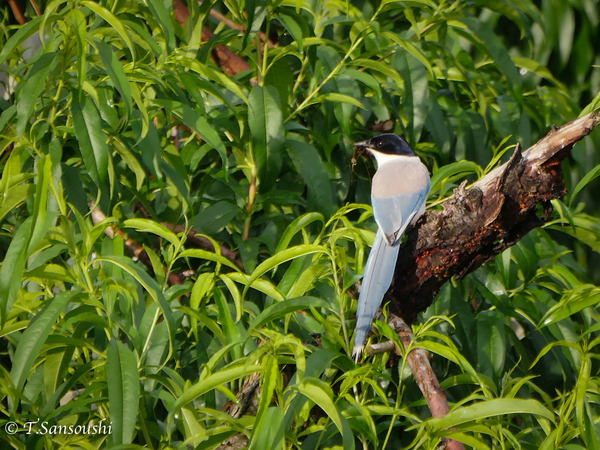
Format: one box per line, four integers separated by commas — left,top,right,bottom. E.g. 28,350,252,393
352,134,430,360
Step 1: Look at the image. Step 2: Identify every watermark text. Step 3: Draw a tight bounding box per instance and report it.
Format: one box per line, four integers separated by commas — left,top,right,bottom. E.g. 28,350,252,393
4,418,112,436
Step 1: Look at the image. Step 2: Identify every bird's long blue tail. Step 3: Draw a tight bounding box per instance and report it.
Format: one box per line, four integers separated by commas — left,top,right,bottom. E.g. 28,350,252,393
352,229,400,360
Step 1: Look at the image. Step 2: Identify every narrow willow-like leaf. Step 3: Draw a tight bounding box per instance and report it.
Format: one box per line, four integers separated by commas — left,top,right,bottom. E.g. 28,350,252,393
10,291,76,394
242,245,327,297
276,212,325,254
249,406,286,450
112,137,146,190
349,58,405,90
145,0,176,52
157,99,228,169
249,84,285,190
571,163,600,203
0,16,42,66
277,13,304,52
15,52,58,135
107,339,140,446
96,40,133,119
476,310,506,380
296,378,354,449
0,217,33,323
95,256,175,363
428,398,554,431
250,357,281,448
287,140,336,216
540,285,600,326
429,160,482,195
71,93,109,186
309,92,365,109
169,364,263,417
68,8,88,87
29,155,56,252
224,273,285,302
456,17,522,98
81,1,136,61
178,248,242,272
0,184,35,224
122,218,181,248
246,296,330,336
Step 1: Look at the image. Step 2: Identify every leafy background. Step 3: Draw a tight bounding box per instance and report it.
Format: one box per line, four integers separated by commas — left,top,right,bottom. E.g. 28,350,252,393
0,0,599,448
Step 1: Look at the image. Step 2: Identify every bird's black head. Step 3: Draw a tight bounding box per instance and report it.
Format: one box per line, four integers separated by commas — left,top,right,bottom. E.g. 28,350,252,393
354,134,416,157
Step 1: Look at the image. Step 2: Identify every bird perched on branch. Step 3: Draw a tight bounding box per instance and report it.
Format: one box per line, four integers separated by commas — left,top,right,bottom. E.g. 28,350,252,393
353,134,430,360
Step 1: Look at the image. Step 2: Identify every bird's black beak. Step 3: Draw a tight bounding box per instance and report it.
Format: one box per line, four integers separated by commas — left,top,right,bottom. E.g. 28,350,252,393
353,140,374,158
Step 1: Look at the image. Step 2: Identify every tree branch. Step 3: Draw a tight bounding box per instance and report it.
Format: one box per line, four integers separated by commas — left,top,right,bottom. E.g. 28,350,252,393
389,111,600,323
368,314,465,450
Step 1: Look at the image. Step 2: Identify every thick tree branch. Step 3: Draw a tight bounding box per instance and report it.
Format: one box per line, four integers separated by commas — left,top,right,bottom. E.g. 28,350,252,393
389,111,600,323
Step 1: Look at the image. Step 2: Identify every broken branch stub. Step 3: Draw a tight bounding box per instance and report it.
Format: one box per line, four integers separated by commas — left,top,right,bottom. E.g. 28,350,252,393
388,111,600,323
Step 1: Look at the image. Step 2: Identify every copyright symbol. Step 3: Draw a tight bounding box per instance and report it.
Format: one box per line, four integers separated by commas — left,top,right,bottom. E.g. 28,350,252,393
5,422,19,435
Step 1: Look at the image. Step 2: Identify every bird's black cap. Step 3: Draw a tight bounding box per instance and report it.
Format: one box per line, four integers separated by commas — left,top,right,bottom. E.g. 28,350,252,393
354,134,416,157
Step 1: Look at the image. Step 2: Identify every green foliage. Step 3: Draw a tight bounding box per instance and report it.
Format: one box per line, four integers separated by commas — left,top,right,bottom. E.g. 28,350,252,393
0,0,599,448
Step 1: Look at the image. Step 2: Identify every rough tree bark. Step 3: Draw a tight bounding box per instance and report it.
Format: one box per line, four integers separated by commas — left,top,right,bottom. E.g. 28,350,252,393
389,111,600,324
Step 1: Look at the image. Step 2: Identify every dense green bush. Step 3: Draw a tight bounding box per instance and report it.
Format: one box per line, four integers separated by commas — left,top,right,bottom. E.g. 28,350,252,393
0,0,599,448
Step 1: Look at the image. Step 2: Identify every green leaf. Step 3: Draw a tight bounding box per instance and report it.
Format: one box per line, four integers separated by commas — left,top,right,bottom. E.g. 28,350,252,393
548,213,600,255
277,13,304,52
10,291,76,393
243,245,328,297
71,93,109,187
296,378,354,449
0,183,36,224
456,17,522,99
571,163,600,203
107,339,140,446
145,0,176,52
394,51,429,141
428,398,554,431
310,92,365,109
96,40,133,119
158,99,228,170
251,357,280,448
193,200,241,236
224,272,285,301
30,154,57,253
0,16,42,66
15,52,58,135
287,140,336,216
95,256,175,362
178,248,242,272
539,285,600,326
249,84,285,190
476,310,506,380
250,406,286,450
246,296,330,336
276,212,325,254
122,218,181,248
81,0,136,61
169,364,263,417
512,56,567,91
0,217,34,323
430,161,482,195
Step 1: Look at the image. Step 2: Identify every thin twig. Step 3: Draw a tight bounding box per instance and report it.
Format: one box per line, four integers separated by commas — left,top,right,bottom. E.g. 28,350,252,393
7,0,26,25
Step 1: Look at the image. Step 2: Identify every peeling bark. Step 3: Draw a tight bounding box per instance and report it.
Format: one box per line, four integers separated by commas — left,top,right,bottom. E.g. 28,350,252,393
389,112,600,323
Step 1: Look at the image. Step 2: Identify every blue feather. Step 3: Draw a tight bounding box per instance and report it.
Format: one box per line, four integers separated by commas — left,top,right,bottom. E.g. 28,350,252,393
352,229,400,360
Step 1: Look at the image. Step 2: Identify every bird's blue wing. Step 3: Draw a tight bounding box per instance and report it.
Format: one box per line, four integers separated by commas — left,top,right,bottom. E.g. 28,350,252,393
372,187,428,245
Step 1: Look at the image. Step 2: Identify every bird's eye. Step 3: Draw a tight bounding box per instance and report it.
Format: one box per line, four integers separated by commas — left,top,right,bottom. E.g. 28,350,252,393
375,140,383,148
